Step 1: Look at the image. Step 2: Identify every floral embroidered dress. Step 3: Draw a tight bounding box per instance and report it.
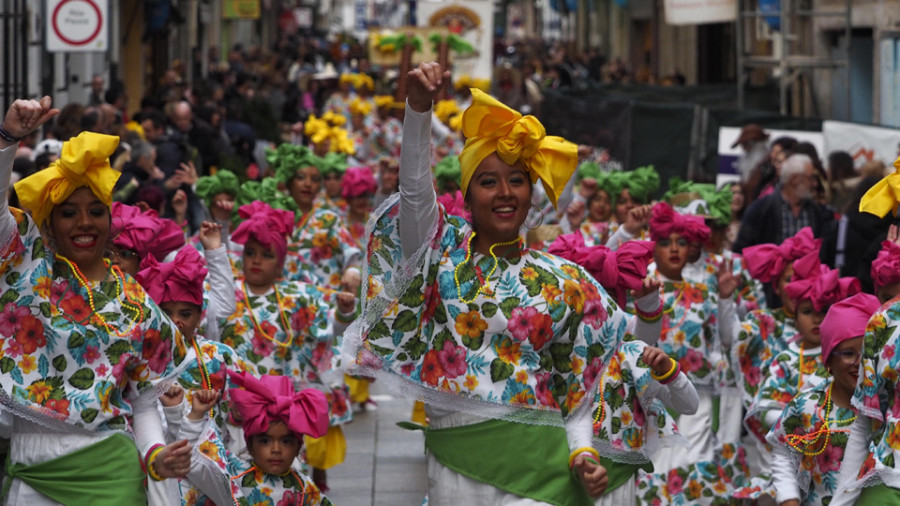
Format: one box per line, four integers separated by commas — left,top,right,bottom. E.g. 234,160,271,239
732,308,798,412
313,194,348,217
747,340,829,445
324,92,356,121
766,381,856,505
0,206,189,432
370,117,403,158
344,195,628,423
220,279,351,426
848,300,900,490
283,207,361,290
578,220,613,248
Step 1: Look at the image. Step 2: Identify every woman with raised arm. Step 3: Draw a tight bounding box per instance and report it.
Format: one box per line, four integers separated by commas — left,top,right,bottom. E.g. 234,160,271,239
0,97,192,504
342,62,638,504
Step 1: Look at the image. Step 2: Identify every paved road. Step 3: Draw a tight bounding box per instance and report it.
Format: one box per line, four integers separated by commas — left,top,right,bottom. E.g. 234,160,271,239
326,383,427,506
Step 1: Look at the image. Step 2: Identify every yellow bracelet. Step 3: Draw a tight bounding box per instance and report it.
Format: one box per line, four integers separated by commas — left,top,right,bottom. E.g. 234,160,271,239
146,445,165,481
650,357,678,382
568,446,600,469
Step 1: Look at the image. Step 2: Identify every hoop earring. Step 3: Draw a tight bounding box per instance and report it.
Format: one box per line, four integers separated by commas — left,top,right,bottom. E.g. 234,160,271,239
527,204,544,230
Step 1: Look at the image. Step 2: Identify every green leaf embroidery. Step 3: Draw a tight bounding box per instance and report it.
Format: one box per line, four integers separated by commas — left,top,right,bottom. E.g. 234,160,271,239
81,408,98,423
52,355,67,371
490,359,514,382
392,310,419,333
68,368,95,390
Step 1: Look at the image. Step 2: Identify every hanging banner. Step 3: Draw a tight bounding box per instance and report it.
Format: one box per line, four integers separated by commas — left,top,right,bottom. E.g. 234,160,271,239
823,120,900,170
417,1,494,81
224,0,260,19
46,0,108,52
664,0,737,25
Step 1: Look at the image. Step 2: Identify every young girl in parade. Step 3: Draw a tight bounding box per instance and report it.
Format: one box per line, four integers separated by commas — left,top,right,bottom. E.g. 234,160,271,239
270,144,361,291
221,200,356,492
871,224,900,304
571,162,616,247
0,98,192,503
177,374,333,506
136,239,249,505
767,293,879,506
107,201,185,275
748,251,861,445
343,62,630,504
317,152,349,214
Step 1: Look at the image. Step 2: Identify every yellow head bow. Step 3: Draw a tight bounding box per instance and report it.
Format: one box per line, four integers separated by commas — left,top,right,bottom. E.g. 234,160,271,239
354,73,374,91
458,89,577,209
860,156,900,217
14,131,120,226
374,95,393,109
339,73,355,85
349,98,373,116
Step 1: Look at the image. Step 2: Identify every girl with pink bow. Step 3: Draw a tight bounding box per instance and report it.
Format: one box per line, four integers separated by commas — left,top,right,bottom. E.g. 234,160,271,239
871,224,900,304
221,200,357,492
179,372,333,505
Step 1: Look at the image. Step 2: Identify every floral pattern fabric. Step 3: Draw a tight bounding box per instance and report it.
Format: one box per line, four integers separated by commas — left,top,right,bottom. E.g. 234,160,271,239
767,381,856,505
0,207,188,432
590,339,683,461
748,341,829,444
731,308,797,411
851,298,900,488
345,198,630,421
578,221,612,248
284,207,361,291
220,280,351,426
636,442,752,505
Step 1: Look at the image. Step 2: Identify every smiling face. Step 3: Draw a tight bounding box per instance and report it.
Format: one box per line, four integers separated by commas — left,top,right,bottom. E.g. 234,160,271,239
50,187,111,279
827,336,863,396
588,189,612,223
247,421,301,475
242,237,282,292
288,166,322,212
795,299,826,347
464,153,532,247
654,232,689,280
159,301,202,341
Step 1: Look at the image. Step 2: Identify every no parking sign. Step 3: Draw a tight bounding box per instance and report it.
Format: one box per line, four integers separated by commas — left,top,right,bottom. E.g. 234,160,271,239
46,0,108,52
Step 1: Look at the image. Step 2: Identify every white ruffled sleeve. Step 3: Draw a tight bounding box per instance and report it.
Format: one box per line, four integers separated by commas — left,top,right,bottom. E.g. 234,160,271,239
399,102,439,258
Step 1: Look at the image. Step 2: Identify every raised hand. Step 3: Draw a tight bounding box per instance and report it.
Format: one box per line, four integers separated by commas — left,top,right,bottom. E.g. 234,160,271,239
153,439,192,479
630,276,662,301
198,221,223,251
642,346,674,376
888,224,899,245
1,96,59,144
335,291,357,316
624,204,653,236
160,384,185,408
717,259,738,299
188,389,220,421
407,62,451,113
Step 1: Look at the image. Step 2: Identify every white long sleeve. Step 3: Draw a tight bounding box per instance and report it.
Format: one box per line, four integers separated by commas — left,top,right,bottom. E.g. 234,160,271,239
605,226,634,250
771,440,802,503
204,245,236,341
132,392,168,457
656,373,699,415
717,296,737,349
0,145,18,246
829,416,869,506
399,102,438,259
565,395,595,452
629,292,662,345
163,403,185,443
181,416,236,506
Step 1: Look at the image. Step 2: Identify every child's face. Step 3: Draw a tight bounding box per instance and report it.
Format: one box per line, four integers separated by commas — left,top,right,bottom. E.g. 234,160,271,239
795,299,826,347
160,301,202,340
242,237,282,290
827,336,863,395
248,421,301,475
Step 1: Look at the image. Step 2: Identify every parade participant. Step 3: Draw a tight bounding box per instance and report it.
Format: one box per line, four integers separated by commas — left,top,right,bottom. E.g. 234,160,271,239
349,98,375,161
107,201,185,276
342,166,377,247
0,97,191,504
136,239,249,505
433,155,461,195
342,62,628,504
748,251,860,445
871,224,900,304
221,200,356,492
604,166,659,247
571,162,617,246
317,152,350,213
176,374,333,506
323,73,357,120
767,293,879,506
370,96,403,160
373,155,400,208
272,144,361,291
194,169,239,235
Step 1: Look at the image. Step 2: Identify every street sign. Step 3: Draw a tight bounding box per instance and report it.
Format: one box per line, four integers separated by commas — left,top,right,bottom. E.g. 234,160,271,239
45,0,108,53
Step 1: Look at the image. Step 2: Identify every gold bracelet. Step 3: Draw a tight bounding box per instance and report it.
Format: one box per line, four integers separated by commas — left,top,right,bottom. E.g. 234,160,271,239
568,446,600,469
650,357,678,382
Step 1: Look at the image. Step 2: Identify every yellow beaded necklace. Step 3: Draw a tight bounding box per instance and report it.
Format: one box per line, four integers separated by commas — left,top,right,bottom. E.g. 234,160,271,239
784,383,856,457
454,231,522,304
55,254,145,337
241,281,295,348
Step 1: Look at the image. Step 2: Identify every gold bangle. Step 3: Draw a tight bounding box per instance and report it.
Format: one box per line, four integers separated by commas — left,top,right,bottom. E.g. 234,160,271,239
146,446,165,481
650,357,678,382
568,446,600,469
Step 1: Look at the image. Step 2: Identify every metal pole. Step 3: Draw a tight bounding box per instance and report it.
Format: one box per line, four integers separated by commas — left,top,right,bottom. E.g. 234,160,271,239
843,0,851,120
779,0,788,115
735,0,745,109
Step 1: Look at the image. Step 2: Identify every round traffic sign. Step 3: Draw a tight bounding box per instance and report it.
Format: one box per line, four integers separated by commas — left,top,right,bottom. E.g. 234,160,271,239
52,0,103,47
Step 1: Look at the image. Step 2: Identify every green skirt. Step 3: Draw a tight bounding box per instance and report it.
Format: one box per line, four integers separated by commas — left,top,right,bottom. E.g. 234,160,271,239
858,483,900,505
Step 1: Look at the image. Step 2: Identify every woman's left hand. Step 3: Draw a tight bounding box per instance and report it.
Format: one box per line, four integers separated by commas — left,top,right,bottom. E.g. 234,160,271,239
717,259,737,299
574,455,608,497
153,439,192,478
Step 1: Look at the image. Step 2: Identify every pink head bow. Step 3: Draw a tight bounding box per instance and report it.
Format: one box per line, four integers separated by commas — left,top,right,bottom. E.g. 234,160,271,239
341,166,377,199
548,233,655,307
743,227,820,283
820,293,881,361
784,251,861,312
227,371,328,440
231,201,296,263
437,190,469,220
648,202,710,244
111,202,186,261
872,240,900,292
135,245,207,306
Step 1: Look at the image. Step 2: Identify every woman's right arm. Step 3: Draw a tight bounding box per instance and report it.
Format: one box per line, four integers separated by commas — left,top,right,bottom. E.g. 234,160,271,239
399,63,449,259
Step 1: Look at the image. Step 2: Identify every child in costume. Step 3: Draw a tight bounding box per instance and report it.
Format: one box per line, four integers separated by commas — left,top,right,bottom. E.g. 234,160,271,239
871,224,900,304
767,293,879,506
221,200,356,491
107,201,185,275
179,373,333,506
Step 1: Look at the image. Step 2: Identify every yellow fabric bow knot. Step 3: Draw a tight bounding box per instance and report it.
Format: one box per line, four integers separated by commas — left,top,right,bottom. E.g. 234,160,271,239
860,155,900,217
14,131,120,226
458,88,577,209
